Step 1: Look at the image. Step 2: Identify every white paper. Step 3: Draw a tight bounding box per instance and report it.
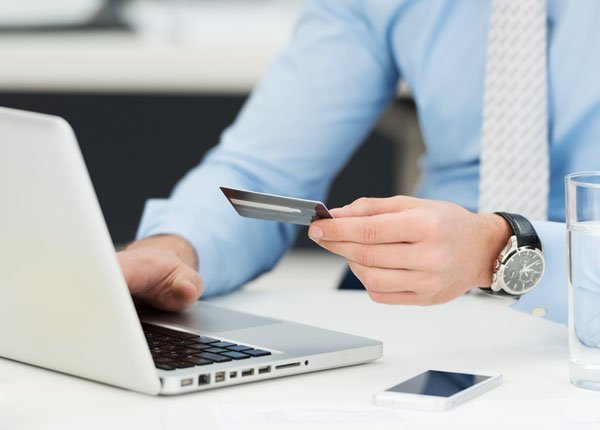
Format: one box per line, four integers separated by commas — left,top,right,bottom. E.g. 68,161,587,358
214,398,600,430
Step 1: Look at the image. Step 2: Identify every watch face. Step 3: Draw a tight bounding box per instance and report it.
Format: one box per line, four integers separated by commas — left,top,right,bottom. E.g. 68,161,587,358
502,249,545,294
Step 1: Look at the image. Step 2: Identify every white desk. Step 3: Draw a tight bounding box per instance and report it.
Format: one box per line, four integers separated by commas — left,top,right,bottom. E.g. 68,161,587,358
0,251,596,429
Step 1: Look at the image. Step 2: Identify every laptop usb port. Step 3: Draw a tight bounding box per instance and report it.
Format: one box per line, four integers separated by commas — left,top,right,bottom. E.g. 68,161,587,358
180,378,194,387
258,366,271,375
199,374,210,386
215,372,226,383
275,362,301,370
241,368,254,377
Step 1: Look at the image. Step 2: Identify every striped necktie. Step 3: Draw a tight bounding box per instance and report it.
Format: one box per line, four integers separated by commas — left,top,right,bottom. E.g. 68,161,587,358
479,0,549,220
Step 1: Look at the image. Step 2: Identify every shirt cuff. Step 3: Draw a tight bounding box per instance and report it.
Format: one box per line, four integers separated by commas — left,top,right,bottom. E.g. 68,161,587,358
510,220,568,324
136,198,236,298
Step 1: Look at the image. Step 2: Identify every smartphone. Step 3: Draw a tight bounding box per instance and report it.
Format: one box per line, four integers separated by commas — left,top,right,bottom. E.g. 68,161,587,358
373,370,502,411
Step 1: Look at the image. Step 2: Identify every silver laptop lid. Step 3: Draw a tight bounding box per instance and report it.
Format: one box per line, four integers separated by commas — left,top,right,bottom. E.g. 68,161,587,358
0,107,160,394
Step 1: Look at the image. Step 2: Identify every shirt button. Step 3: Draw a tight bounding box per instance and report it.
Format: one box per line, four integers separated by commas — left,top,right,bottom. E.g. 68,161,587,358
532,307,547,318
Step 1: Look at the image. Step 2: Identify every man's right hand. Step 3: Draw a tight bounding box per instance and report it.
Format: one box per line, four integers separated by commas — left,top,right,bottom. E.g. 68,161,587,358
117,235,204,312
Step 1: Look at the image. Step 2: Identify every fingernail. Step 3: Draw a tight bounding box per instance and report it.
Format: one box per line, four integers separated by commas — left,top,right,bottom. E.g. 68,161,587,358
173,289,188,302
173,281,195,302
308,226,323,239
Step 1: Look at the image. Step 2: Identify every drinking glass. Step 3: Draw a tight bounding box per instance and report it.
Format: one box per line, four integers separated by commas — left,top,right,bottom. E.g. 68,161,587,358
566,172,600,390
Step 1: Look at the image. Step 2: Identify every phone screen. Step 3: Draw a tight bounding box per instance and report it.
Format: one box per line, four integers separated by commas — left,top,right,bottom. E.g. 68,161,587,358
386,370,491,398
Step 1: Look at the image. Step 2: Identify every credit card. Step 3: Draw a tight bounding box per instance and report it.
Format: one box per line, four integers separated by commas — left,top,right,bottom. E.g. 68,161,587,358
220,186,333,226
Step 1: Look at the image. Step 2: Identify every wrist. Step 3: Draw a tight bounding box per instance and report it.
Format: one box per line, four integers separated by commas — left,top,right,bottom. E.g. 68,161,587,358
477,213,512,288
126,234,198,270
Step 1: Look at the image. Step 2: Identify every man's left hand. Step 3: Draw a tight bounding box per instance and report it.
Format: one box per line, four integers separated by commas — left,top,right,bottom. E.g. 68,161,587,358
308,196,511,305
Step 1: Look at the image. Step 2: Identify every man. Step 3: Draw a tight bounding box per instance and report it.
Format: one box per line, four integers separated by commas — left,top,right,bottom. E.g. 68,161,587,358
119,0,598,325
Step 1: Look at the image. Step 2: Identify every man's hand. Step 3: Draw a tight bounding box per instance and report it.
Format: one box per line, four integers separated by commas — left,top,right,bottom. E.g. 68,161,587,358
308,196,510,305
117,235,204,311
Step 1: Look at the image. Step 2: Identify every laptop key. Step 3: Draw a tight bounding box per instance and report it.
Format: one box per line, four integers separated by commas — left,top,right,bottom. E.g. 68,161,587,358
198,336,220,344
209,341,237,348
244,349,272,357
227,345,253,352
204,347,229,354
148,340,167,347
175,361,197,369
160,336,182,342
156,364,176,371
165,344,188,351
181,356,213,366
220,351,251,360
183,340,204,346
169,339,193,346
178,348,204,355
187,343,212,351
161,351,183,359
196,352,233,363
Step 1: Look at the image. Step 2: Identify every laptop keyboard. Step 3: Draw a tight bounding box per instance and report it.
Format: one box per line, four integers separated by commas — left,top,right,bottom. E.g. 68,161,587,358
142,323,271,371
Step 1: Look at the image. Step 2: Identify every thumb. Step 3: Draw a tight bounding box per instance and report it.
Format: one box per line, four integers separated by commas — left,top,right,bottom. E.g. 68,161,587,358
141,266,204,312
162,276,202,311
117,249,204,311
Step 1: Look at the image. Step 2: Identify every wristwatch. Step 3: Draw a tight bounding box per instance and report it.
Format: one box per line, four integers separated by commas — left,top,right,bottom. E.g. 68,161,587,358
487,212,545,297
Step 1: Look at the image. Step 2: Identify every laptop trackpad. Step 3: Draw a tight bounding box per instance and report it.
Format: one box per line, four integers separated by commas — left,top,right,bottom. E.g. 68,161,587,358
138,301,278,334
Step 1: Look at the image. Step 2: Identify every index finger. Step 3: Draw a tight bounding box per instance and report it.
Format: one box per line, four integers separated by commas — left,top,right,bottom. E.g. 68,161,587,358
331,196,420,218
309,212,424,244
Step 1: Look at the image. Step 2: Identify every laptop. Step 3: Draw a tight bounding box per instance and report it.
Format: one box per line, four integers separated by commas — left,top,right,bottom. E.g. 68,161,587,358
0,107,382,395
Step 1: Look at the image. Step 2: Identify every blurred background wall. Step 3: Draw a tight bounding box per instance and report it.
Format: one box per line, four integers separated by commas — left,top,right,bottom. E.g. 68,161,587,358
0,0,424,248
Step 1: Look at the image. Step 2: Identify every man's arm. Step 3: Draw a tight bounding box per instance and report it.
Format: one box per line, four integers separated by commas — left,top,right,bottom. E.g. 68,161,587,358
120,0,400,309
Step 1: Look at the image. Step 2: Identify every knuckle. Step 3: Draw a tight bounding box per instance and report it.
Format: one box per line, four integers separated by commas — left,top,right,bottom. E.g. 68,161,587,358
425,214,440,234
422,213,445,239
362,222,378,244
332,223,345,241
323,222,341,241
392,195,410,207
358,246,377,267
351,197,370,213
354,197,370,206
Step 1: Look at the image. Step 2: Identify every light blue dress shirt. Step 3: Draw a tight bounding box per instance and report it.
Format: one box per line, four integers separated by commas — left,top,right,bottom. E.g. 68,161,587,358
138,0,600,328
